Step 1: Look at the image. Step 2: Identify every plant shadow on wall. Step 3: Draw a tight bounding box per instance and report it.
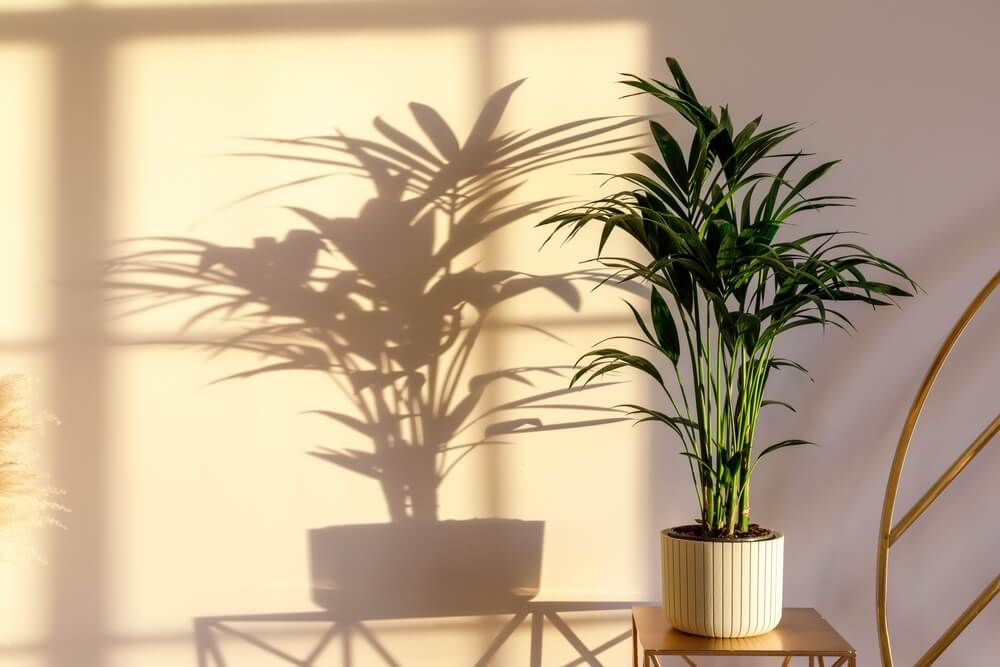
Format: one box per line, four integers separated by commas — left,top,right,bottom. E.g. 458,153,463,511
109,81,644,664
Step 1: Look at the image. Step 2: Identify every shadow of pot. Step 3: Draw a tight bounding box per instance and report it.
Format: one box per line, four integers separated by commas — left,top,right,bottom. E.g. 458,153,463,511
309,518,544,619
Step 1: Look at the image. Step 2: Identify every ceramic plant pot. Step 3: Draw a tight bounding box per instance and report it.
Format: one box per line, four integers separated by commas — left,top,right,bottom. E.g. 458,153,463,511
661,526,783,638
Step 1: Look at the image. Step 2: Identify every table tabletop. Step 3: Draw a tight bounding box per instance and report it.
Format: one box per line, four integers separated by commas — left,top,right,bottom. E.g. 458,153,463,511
632,606,856,665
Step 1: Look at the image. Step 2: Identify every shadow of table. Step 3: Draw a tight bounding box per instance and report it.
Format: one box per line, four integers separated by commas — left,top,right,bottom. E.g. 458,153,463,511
194,600,648,666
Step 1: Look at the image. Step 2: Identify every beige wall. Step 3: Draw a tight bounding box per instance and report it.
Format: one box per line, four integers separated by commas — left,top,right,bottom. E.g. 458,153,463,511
0,1,997,665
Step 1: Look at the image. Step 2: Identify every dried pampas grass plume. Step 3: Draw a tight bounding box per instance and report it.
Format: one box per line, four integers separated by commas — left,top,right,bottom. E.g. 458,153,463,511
0,374,65,561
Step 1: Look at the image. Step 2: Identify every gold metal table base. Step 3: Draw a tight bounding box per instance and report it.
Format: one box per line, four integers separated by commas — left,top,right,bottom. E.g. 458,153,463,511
632,607,856,667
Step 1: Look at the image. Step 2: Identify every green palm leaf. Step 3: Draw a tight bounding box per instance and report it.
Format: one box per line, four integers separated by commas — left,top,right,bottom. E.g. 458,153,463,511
539,57,916,536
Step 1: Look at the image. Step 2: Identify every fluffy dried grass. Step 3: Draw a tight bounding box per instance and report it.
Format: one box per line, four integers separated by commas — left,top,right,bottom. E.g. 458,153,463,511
0,374,64,560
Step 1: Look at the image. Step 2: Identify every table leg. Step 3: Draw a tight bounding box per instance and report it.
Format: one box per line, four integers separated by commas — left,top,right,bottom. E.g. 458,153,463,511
193,621,209,667
632,614,638,667
344,623,353,666
819,657,826,667
530,612,543,667
780,657,792,667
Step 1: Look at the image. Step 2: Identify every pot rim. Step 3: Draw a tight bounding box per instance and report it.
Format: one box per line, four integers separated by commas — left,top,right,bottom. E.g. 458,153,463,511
662,524,782,543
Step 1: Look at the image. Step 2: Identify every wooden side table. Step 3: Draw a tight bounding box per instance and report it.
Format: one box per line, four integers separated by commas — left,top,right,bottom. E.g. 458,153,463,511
632,606,856,666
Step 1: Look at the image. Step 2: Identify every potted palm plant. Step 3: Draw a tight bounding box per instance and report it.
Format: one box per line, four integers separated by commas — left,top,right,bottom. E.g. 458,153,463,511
539,59,916,637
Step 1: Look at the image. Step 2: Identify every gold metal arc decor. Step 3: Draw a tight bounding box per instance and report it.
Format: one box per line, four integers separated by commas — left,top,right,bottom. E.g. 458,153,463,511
876,269,1000,667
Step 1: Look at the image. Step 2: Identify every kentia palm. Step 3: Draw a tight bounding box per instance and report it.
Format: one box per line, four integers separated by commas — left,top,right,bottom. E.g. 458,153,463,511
539,58,916,637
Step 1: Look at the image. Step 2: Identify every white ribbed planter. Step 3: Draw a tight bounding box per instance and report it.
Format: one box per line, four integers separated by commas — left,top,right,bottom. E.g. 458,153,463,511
661,527,783,638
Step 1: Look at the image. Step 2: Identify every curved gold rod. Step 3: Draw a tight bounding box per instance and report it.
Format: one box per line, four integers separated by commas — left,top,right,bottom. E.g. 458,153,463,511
889,411,1000,546
876,269,1000,667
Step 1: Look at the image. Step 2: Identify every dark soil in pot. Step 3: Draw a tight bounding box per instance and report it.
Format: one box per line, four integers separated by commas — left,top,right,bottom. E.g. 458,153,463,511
669,523,776,541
